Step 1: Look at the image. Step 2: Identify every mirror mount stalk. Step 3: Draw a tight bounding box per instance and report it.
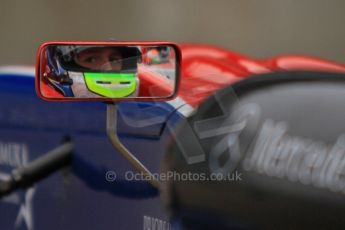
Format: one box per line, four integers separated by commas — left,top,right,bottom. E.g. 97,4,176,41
106,103,161,189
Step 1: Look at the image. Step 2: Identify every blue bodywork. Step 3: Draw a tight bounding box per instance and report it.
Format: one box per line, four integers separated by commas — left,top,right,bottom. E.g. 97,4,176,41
0,69,184,230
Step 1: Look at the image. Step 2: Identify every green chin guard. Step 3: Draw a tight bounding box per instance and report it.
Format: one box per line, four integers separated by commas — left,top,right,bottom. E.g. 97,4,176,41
84,72,137,98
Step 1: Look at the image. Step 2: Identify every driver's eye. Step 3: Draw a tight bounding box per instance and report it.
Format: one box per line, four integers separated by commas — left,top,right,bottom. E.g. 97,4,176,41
84,56,99,64
109,56,122,64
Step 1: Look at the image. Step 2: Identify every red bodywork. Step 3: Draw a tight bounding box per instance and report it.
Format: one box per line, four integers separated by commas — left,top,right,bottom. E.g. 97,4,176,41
178,44,345,107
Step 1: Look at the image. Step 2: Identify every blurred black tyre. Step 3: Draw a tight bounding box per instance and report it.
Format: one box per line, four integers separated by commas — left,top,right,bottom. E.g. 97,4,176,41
162,71,345,230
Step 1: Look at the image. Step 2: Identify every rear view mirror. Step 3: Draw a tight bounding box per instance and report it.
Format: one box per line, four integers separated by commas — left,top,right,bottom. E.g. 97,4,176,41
36,41,181,101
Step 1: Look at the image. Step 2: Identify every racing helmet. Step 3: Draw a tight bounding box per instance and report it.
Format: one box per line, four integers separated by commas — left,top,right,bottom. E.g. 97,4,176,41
44,45,141,98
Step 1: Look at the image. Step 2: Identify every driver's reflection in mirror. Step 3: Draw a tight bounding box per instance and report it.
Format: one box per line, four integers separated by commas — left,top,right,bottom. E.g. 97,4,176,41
53,46,140,98
42,44,176,99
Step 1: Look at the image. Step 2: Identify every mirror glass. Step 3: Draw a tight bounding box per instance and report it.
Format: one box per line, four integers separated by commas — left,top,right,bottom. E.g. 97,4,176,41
38,44,179,99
